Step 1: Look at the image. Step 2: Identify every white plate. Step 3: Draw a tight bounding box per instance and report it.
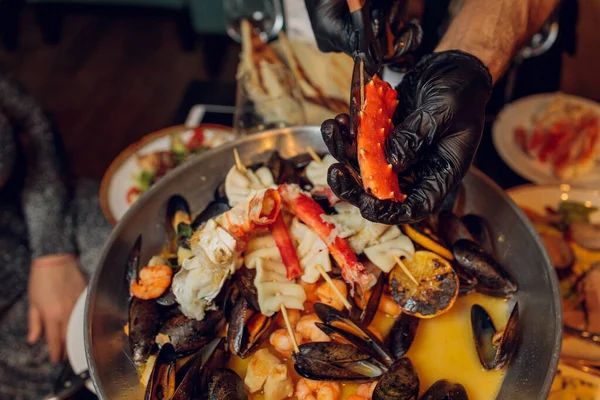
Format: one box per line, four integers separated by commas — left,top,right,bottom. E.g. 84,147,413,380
493,93,600,188
508,184,600,364
66,288,95,393
100,124,235,224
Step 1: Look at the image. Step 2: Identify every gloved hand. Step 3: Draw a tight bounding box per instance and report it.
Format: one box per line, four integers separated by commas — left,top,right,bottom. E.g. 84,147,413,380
322,50,493,224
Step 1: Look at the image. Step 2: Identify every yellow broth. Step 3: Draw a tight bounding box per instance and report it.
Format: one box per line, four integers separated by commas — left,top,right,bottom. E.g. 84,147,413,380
228,293,509,399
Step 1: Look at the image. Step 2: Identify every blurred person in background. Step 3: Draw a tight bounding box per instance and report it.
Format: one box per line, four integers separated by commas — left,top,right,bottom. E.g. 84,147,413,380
304,0,561,223
0,68,111,399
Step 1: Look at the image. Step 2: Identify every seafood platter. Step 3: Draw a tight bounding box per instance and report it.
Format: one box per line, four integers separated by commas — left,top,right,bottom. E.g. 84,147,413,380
86,127,562,399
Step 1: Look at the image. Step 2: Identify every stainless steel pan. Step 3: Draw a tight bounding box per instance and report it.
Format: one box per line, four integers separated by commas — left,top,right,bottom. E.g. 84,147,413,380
85,126,562,399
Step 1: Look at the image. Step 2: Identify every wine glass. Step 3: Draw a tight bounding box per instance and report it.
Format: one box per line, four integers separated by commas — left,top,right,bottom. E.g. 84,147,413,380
223,0,284,43
234,64,307,135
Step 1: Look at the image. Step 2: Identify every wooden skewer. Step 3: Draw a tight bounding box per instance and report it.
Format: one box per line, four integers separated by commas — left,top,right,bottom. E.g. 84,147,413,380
280,303,300,354
359,58,365,109
307,146,322,163
393,254,419,286
316,264,353,311
233,148,247,173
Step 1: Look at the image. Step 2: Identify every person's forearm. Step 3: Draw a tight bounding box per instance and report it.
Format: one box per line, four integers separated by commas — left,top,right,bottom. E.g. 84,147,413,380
435,0,560,83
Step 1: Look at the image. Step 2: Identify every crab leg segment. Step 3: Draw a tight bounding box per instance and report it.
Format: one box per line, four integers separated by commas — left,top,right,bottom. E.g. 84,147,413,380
357,74,404,202
278,184,376,292
269,213,303,280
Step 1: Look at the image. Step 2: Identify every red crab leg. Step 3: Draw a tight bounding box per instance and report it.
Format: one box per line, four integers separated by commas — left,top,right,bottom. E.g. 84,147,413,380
357,74,404,202
269,213,303,280
278,184,376,292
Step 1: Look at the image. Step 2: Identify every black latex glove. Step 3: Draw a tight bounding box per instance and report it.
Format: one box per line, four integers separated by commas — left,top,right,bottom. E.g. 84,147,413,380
322,50,493,224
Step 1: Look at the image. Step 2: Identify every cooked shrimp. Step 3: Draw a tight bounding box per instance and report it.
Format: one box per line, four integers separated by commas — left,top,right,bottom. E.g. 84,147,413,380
356,381,377,398
296,314,331,343
130,265,172,299
269,329,303,358
301,280,320,303
378,294,401,317
295,378,341,400
317,279,348,311
275,308,301,328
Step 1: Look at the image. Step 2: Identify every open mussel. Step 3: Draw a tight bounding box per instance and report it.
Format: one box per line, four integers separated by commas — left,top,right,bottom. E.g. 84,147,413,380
314,302,394,367
166,195,193,241
421,380,468,400
292,341,387,381
471,303,520,371
145,343,177,400
403,222,453,260
130,297,160,364
387,313,419,359
437,211,474,246
351,272,385,327
372,358,420,400
157,310,225,354
227,295,273,358
453,239,517,298
206,368,249,400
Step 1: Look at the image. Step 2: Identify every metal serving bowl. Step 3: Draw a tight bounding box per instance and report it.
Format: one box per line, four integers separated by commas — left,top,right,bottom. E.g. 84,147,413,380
85,126,562,399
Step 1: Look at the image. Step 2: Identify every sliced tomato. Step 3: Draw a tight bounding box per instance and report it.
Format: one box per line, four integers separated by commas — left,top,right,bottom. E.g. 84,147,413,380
357,74,404,202
269,213,303,280
126,187,141,205
186,126,205,150
513,126,529,154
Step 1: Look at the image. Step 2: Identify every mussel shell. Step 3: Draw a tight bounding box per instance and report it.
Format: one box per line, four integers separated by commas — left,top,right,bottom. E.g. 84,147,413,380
126,235,142,288
351,272,385,327
461,214,493,254
438,210,474,245
158,310,224,354
227,296,273,358
373,358,419,400
191,200,231,230
236,268,260,312
145,343,176,400
266,150,301,185
314,302,394,367
166,195,191,234
421,380,468,400
453,239,517,298
471,304,497,370
129,297,160,364
494,302,520,370
198,339,230,395
471,303,519,371
155,289,178,307
171,353,201,400
292,342,387,381
387,313,419,359
207,368,248,400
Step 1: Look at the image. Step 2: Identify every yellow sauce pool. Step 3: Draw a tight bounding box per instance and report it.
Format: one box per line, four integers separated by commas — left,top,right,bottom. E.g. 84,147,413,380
228,293,509,399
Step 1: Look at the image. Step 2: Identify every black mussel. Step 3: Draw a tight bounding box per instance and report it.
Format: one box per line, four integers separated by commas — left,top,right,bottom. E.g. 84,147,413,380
288,152,315,169
207,368,248,400
438,211,474,246
314,302,394,367
373,358,420,400
191,200,231,230
461,214,493,254
471,303,520,370
157,310,225,354
126,235,143,289
421,380,468,400
130,297,160,364
166,195,192,240
227,296,273,358
387,313,419,359
292,342,387,381
198,339,230,395
266,150,299,185
351,272,385,327
403,223,454,260
145,343,177,400
236,268,260,312
453,262,478,297
453,239,517,298
155,289,178,307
